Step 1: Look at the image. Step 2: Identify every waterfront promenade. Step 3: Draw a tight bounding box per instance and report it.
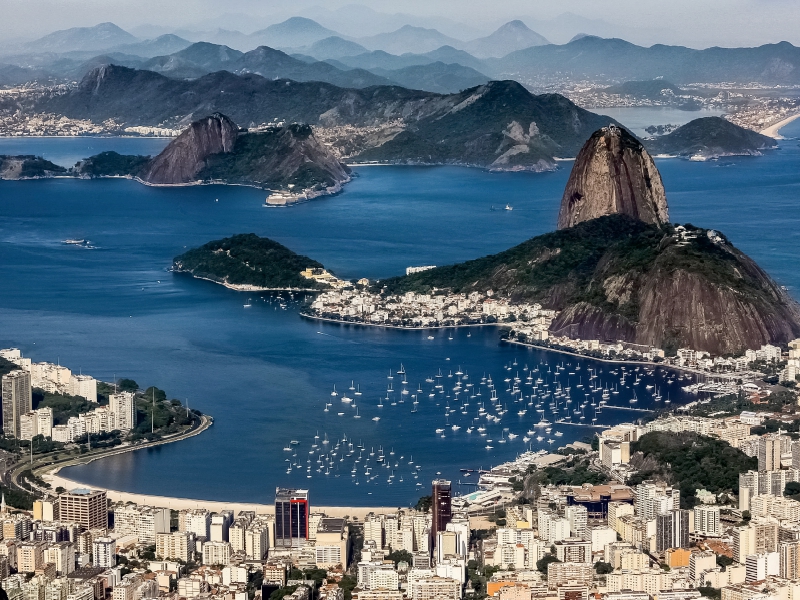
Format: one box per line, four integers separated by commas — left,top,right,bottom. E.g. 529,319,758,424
44,468,396,518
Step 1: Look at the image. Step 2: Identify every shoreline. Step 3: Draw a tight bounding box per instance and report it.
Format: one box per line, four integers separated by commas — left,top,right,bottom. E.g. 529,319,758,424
502,338,749,380
44,471,398,517
301,312,507,331
303,315,743,380
35,414,398,517
760,113,800,139
175,271,322,293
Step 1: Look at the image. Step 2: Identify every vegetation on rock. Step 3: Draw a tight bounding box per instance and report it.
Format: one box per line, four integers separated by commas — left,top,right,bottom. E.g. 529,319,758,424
75,151,151,176
629,431,757,507
173,233,326,290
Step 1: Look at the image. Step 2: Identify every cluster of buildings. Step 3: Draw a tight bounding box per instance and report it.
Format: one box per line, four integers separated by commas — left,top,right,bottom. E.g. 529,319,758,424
507,330,799,386
123,126,181,137
6,395,800,600
300,268,349,290
783,341,800,385
313,121,406,160
0,112,123,136
720,95,800,133
1,348,97,400
0,483,466,600
509,331,666,362
0,348,136,442
307,289,556,330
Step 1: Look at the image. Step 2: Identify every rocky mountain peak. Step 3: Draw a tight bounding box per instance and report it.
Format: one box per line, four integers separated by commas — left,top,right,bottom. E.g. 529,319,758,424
140,113,238,185
557,124,669,230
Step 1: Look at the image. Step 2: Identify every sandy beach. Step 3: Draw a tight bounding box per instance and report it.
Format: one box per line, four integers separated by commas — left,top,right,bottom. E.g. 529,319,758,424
43,468,399,518
761,113,800,139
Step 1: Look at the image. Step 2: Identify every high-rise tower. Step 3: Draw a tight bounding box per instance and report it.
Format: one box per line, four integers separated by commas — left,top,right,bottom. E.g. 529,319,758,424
275,488,309,548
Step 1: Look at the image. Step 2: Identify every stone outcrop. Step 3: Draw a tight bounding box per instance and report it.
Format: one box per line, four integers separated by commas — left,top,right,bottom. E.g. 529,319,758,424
199,123,350,189
138,114,349,192
547,238,800,355
557,124,668,229
140,113,238,184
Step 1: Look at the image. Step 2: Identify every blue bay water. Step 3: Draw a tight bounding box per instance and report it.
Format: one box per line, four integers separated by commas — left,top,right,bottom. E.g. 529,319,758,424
0,118,798,506
596,107,726,138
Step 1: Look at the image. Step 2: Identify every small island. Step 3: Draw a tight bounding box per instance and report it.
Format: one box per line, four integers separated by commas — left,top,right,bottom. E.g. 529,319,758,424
644,116,777,159
0,155,67,179
173,233,345,291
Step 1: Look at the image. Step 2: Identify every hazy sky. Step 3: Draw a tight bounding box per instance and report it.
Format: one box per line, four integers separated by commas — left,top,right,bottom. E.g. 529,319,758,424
3,0,799,48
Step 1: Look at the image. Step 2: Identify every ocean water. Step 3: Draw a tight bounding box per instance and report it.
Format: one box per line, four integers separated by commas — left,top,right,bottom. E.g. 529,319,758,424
596,107,726,138
0,118,798,506
0,137,170,168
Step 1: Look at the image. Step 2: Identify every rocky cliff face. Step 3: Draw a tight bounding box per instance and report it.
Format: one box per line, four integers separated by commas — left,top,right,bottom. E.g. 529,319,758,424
138,114,349,191
140,113,238,184
557,125,669,229
196,123,351,191
547,233,800,355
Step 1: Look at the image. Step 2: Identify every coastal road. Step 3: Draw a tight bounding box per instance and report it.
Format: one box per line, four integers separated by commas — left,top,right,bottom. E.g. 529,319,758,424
5,414,213,498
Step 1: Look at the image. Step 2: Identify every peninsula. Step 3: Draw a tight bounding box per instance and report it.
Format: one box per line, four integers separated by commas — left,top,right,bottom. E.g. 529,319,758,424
138,114,350,194
305,125,800,358
0,347,210,509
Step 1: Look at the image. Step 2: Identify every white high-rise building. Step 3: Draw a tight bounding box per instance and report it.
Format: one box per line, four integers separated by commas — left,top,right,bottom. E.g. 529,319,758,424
137,507,170,544
245,526,268,560
229,520,246,553
70,375,97,403
690,551,717,583
44,542,75,576
745,552,779,582
19,413,38,441
202,541,232,566
93,537,116,568
694,506,721,537
109,392,136,431
363,514,384,549
565,505,588,540
156,532,195,562
36,408,53,439
180,509,211,539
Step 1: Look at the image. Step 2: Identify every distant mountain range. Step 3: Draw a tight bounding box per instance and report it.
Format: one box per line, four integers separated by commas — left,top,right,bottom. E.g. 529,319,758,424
5,18,800,90
24,22,138,53
490,36,800,84
462,21,549,58
140,42,392,89
7,18,550,63
133,41,486,93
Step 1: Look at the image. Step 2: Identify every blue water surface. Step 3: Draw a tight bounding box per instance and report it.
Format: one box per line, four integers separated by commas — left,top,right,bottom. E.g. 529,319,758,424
0,119,798,506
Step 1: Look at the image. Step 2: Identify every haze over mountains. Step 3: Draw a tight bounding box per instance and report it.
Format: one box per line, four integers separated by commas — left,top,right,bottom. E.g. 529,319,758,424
4,15,800,94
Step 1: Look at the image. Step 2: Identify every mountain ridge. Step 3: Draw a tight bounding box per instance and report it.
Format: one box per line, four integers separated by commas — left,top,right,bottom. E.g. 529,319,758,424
37,68,620,170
